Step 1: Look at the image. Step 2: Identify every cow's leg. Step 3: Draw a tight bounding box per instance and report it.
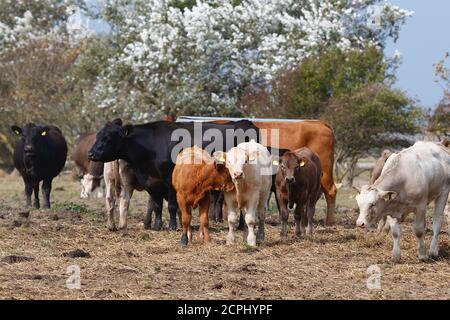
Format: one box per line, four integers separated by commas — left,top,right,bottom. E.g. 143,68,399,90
321,172,337,226
105,179,116,231
118,186,133,230
226,205,239,245
279,201,289,242
430,192,449,258
97,179,105,198
376,217,386,234
24,178,33,208
151,192,164,231
256,196,267,243
178,196,192,246
215,191,224,222
294,205,306,239
144,194,155,230
306,202,315,238
412,206,427,261
389,217,402,262
199,195,211,244
167,189,179,231
42,179,52,209
244,207,257,247
446,195,450,236
33,181,40,209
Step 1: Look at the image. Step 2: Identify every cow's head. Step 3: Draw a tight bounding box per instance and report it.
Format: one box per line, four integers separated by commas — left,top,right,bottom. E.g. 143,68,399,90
214,147,254,181
211,159,234,192
279,152,307,184
355,185,397,228
80,174,103,198
11,123,50,160
89,119,132,162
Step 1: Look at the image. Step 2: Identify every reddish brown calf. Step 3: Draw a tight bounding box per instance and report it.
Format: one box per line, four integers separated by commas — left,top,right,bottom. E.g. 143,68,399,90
172,146,234,246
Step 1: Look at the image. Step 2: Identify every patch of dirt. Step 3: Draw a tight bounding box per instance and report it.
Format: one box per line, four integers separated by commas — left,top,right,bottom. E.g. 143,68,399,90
0,172,449,299
62,249,91,258
1,255,35,264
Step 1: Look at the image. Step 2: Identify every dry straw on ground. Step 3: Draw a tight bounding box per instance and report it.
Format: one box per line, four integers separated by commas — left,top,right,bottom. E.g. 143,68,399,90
0,172,449,300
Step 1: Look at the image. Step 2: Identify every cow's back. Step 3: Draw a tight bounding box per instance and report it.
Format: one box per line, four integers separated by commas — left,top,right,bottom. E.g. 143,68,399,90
254,120,334,155
377,142,450,202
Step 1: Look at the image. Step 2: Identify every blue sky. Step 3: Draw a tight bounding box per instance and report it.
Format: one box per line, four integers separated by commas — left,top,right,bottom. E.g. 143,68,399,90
385,0,450,110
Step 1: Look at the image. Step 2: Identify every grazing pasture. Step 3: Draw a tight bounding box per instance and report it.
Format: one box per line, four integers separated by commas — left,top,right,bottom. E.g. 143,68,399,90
0,171,449,300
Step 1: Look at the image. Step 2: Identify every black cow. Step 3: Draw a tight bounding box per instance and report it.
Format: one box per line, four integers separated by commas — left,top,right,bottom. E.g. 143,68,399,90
11,123,68,208
88,119,260,231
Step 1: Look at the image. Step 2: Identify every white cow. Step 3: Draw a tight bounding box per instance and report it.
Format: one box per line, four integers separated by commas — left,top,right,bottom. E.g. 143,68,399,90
214,140,272,247
356,141,450,262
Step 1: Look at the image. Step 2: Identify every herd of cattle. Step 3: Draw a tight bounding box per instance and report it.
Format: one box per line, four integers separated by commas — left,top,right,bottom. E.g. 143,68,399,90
8,118,450,262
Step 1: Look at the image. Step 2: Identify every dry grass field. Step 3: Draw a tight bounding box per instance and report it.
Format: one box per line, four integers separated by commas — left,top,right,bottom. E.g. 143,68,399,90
0,171,449,300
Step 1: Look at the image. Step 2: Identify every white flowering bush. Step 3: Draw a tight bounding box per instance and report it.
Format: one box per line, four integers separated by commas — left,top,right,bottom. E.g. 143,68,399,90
98,0,413,118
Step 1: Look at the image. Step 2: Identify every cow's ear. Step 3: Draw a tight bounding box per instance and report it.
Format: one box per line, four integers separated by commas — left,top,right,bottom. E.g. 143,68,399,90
379,190,397,201
11,125,22,136
112,118,123,127
122,124,133,136
213,151,226,164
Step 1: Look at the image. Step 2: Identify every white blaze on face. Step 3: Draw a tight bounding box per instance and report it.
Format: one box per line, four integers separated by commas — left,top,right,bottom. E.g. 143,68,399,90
356,186,378,228
225,147,248,180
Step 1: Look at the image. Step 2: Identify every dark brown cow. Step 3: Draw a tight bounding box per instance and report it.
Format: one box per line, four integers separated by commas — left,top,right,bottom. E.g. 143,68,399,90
72,132,104,198
275,147,322,240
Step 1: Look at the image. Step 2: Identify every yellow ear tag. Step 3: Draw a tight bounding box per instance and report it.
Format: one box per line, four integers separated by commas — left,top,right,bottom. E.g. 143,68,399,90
219,155,226,162
272,160,279,166
41,131,47,136
249,156,256,162
300,160,305,167
14,130,20,135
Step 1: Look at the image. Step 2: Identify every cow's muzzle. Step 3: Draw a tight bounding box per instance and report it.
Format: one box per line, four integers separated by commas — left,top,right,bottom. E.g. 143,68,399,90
233,172,244,180
88,152,97,161
285,176,295,183
356,218,368,228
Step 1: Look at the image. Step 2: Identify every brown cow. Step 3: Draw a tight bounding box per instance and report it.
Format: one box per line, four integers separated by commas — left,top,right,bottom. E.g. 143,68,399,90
253,120,336,226
172,146,234,246
72,132,105,198
275,147,322,240
370,149,393,184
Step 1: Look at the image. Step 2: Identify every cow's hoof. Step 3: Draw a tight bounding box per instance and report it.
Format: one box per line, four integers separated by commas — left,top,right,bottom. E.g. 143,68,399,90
153,220,163,231
180,234,188,247
108,225,117,232
169,222,177,231
143,223,152,230
419,254,429,262
391,253,401,263
429,248,439,259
